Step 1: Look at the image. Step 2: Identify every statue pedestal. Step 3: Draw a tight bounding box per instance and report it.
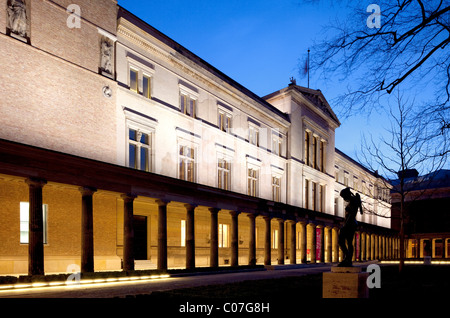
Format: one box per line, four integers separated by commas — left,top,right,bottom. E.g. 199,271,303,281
322,267,369,298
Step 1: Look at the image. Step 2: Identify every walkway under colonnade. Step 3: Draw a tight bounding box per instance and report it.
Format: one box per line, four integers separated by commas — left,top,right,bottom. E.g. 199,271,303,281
0,139,399,276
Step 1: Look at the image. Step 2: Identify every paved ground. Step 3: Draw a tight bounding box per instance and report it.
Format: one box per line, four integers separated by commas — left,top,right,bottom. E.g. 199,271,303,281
0,262,376,298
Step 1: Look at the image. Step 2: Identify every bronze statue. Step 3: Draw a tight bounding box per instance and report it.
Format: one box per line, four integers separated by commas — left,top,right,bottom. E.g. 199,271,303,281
338,187,363,267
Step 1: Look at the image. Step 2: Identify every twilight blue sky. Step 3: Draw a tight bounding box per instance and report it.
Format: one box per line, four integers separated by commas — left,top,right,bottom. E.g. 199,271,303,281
116,0,403,173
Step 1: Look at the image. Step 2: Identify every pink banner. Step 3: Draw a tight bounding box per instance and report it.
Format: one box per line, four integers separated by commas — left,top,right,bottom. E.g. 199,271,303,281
316,228,321,261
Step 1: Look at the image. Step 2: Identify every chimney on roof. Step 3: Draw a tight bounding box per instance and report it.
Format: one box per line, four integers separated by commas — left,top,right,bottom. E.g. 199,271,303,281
397,169,419,179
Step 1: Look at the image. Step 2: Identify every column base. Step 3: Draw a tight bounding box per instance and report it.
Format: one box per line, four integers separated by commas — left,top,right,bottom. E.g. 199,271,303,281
322,267,369,298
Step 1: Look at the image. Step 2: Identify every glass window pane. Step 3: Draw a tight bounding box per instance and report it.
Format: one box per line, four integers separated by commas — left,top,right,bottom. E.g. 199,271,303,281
143,76,150,98
180,95,186,114
140,147,148,171
130,69,138,92
140,132,149,145
129,144,137,168
129,129,137,141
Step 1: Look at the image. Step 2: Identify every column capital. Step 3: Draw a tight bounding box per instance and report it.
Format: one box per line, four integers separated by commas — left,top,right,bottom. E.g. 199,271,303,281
184,203,197,211
25,177,47,188
208,207,220,214
121,193,137,202
229,210,240,217
79,186,97,196
155,199,169,206
247,213,258,220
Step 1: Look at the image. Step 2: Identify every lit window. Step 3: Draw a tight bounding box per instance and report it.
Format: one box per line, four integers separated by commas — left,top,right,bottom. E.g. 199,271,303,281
180,94,196,118
181,220,186,247
272,135,282,156
272,229,278,249
312,182,317,211
312,136,317,169
219,223,229,248
218,159,231,190
320,140,326,172
20,202,48,244
130,69,138,93
247,168,258,197
249,125,259,146
143,75,151,99
218,111,232,133
305,131,310,165
304,179,309,209
272,176,281,202
319,184,325,212
179,145,195,182
128,128,152,172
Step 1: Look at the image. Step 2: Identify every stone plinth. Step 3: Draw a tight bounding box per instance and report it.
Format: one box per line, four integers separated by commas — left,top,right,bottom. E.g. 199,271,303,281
323,267,369,298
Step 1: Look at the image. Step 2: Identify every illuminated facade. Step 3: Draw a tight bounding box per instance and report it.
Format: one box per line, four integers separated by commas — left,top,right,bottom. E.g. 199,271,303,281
0,0,397,276
391,169,450,260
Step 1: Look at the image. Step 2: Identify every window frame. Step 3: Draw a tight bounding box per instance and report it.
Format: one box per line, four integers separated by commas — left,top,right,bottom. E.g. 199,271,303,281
20,202,48,245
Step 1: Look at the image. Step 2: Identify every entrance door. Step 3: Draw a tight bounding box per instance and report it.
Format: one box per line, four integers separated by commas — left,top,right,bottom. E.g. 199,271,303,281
133,215,147,260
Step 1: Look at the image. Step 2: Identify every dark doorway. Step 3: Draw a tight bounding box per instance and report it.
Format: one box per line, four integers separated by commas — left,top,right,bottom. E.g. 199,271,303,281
133,215,147,260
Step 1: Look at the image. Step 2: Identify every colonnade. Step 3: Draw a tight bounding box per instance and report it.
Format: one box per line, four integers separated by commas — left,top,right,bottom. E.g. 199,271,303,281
23,177,399,276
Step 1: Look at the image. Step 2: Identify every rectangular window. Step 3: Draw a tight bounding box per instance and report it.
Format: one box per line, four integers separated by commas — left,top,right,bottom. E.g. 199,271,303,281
312,136,317,169
344,172,349,187
143,75,151,99
312,182,317,211
272,229,278,249
181,220,186,247
180,94,196,118
128,128,152,172
130,69,138,93
219,223,229,248
218,158,231,190
304,179,309,209
320,140,325,172
247,168,258,197
218,111,232,133
272,176,281,202
305,132,310,166
249,125,259,146
20,202,48,244
272,135,282,156
179,145,195,182
319,184,325,212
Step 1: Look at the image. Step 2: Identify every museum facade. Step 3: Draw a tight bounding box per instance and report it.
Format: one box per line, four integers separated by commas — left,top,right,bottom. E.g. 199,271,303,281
0,0,397,276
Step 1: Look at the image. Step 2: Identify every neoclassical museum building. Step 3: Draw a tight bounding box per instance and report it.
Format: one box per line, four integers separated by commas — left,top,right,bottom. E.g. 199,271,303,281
0,0,397,276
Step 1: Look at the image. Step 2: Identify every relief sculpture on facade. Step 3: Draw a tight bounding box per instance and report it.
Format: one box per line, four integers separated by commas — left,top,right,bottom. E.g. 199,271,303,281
100,37,113,76
7,0,27,38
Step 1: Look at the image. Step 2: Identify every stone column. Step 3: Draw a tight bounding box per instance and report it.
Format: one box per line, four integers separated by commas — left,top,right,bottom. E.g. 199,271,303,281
185,204,196,270
247,214,256,266
157,200,168,271
264,216,271,265
325,226,332,263
309,223,316,263
332,227,339,263
26,178,47,276
121,193,137,271
209,208,219,267
80,187,97,273
289,220,297,264
277,218,285,265
299,221,307,263
230,211,240,267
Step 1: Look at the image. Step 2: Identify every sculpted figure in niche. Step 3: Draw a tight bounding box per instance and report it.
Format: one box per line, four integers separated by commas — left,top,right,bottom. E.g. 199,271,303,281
7,0,27,38
100,38,113,75
337,187,363,267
